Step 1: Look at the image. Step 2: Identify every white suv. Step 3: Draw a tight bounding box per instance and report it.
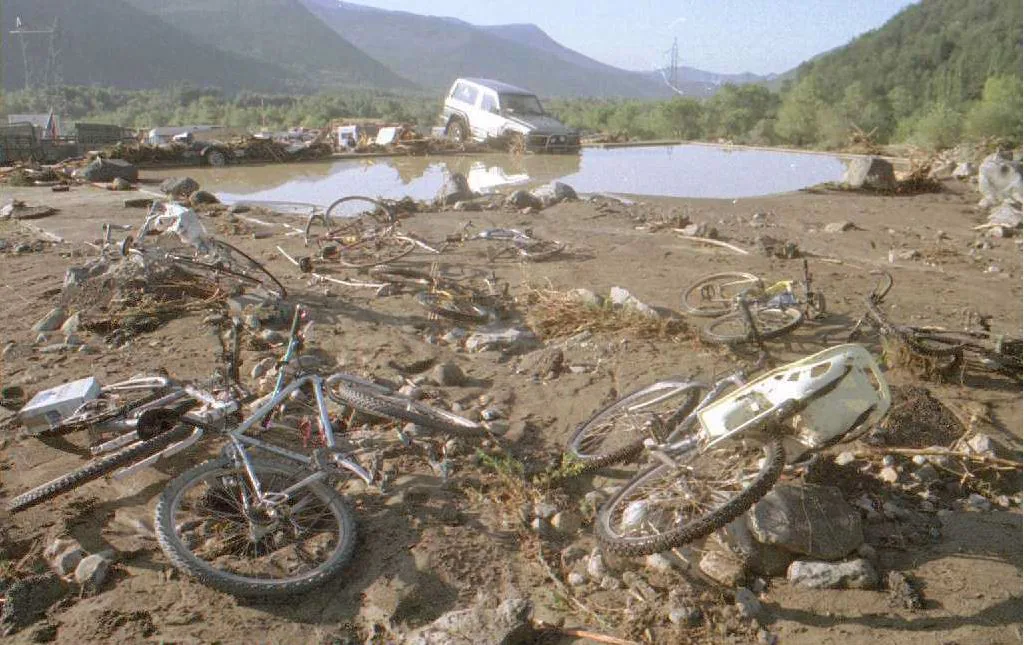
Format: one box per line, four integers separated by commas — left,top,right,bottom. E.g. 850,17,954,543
440,78,580,154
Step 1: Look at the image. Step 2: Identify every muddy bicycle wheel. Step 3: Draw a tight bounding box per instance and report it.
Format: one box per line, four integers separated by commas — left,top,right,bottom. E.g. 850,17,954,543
305,196,395,247
565,381,703,473
595,435,784,556
154,456,356,598
337,235,416,268
681,272,763,318
415,291,490,324
700,307,804,345
326,373,480,434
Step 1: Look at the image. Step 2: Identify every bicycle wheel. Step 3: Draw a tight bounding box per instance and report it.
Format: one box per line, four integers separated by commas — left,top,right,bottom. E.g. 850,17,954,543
681,272,763,318
326,374,480,434
306,196,395,247
415,291,490,325
700,306,804,345
7,423,195,513
208,241,287,299
368,265,437,287
515,239,566,262
154,457,356,598
34,378,174,438
337,235,416,268
595,435,785,556
565,381,703,473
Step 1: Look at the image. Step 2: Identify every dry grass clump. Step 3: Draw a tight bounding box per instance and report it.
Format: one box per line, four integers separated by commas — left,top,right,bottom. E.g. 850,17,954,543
523,288,689,340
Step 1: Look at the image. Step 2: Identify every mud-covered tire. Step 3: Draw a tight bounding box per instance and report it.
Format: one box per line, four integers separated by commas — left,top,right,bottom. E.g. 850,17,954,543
565,381,702,473
7,424,195,513
700,307,804,345
327,374,480,434
154,457,356,598
205,149,228,167
681,272,762,318
595,436,785,556
445,119,469,143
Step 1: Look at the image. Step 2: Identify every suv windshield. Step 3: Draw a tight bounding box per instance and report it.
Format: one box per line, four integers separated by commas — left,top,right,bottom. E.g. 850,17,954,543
500,93,544,116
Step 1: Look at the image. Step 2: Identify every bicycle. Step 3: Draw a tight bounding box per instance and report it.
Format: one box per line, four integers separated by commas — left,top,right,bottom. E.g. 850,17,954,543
446,224,566,262
683,260,826,345
565,344,890,556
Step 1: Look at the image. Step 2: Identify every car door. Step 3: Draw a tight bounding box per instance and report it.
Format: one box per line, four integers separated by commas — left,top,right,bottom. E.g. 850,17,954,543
474,91,506,139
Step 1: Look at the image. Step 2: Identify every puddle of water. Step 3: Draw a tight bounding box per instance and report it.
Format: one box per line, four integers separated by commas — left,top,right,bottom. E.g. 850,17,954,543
149,144,848,207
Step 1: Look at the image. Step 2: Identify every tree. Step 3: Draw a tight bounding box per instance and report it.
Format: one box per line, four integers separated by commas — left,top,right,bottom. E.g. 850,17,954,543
775,78,824,146
965,75,1023,143
659,98,704,139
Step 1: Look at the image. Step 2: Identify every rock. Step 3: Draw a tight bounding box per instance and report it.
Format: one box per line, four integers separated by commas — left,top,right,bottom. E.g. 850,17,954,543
843,157,896,191
504,190,543,210
51,546,86,577
59,313,80,337
857,543,878,563
608,286,658,317
567,571,587,586
966,433,995,454
978,153,1023,207
988,202,1023,228
452,200,482,212
679,222,718,238
31,307,66,333
485,420,510,435
189,190,219,206
227,203,251,214
250,356,276,380
834,451,857,466
585,550,607,581
110,177,131,191
668,606,702,626
436,173,473,207
886,570,924,610
430,362,466,387
824,221,856,233
913,464,940,484
645,553,676,575
160,176,200,198
403,596,533,645
747,484,863,560
952,162,976,179
964,493,992,511
464,326,540,354
74,553,112,588
786,559,879,589
568,288,603,307
698,548,747,587
530,347,565,379
879,466,900,483
0,574,68,633
890,249,920,262
550,511,581,535
531,181,577,207
721,516,794,576
80,158,138,183
734,587,763,621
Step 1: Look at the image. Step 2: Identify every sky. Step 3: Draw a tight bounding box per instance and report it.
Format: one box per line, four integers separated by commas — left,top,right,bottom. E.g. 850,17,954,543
342,0,917,75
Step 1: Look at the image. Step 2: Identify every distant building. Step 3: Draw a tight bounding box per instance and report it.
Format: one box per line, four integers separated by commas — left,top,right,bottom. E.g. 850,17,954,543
7,111,60,140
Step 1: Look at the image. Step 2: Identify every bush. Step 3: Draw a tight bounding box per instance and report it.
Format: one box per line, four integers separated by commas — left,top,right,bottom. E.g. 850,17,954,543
911,103,962,150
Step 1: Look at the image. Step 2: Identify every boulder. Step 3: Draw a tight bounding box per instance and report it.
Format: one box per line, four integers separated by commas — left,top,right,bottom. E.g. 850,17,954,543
80,158,138,183
110,177,131,191
786,559,879,589
31,307,66,333
504,190,543,210
721,515,795,576
429,362,466,387
159,176,200,198
531,181,578,206
189,190,219,206
404,596,533,645
436,173,473,206
74,553,112,588
978,153,1023,207
843,157,896,191
747,484,863,560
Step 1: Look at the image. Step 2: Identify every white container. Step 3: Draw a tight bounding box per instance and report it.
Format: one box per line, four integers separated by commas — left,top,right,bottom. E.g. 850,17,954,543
19,377,101,433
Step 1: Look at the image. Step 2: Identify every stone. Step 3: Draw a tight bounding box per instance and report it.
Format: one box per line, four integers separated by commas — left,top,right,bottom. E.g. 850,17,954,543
586,550,607,581
531,181,577,207
608,286,658,317
786,559,879,589
189,190,219,206
966,433,995,454
227,203,251,214
504,190,543,210
824,221,856,233
747,484,863,560
699,548,746,587
31,307,66,333
679,222,717,238
668,606,702,626
51,546,86,577
879,466,900,483
59,313,80,337
843,156,896,191
856,543,878,563
160,176,200,198
74,553,111,588
436,173,473,206
567,571,587,586
568,288,603,307
550,511,581,534
734,587,763,620
430,362,466,387
250,356,276,380
952,162,976,179
834,451,857,466
403,595,533,645
964,493,992,511
110,177,131,191
721,516,795,576
913,464,940,484
645,553,676,575
988,202,1023,228
464,326,540,353
80,158,138,183
452,200,481,212
978,153,1023,207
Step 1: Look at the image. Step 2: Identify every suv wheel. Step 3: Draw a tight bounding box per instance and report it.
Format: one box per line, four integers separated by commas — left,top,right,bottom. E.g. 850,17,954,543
205,149,227,167
445,119,469,143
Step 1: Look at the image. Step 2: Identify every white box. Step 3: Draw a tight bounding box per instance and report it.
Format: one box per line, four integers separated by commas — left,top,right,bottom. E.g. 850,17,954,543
19,377,101,433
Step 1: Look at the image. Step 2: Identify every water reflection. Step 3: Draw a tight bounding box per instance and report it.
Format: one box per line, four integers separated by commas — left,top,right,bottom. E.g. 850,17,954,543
148,144,847,205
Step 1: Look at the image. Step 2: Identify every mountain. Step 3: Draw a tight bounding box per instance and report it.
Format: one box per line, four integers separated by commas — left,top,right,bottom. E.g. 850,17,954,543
120,0,411,89
2,0,289,92
301,0,676,98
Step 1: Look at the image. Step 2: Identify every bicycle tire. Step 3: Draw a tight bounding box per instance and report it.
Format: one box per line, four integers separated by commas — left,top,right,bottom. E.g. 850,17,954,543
327,375,480,434
681,272,763,318
337,235,416,268
306,196,394,246
565,381,703,473
415,291,490,324
700,306,804,345
7,423,195,513
209,240,287,299
154,456,356,598
595,435,785,556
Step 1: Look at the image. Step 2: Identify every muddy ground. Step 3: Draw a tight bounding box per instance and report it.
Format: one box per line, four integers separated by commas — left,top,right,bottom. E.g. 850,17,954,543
0,174,1021,644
